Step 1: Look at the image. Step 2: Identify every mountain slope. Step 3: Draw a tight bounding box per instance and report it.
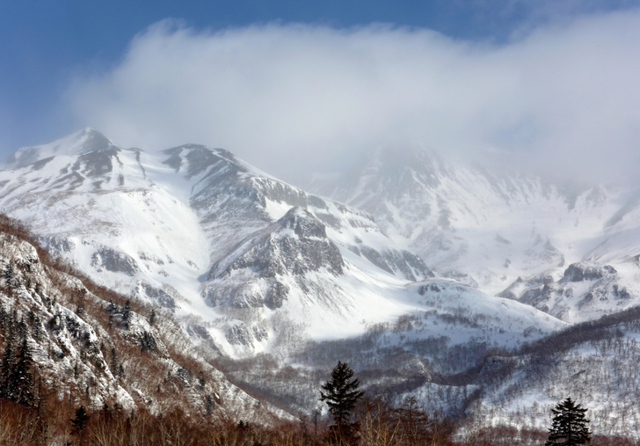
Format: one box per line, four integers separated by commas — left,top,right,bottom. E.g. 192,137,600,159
308,142,640,322
0,215,284,421
0,130,445,357
0,129,573,421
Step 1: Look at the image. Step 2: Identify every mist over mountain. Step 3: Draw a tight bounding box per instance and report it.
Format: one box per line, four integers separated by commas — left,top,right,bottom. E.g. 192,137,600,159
22,13,630,186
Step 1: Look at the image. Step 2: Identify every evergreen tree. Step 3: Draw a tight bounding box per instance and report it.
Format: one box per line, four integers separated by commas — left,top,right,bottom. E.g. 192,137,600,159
320,361,364,440
12,337,35,405
71,405,89,434
140,331,156,352
205,395,214,415
122,300,131,328
3,262,13,280
110,347,119,377
0,337,15,399
546,397,591,446
17,317,28,341
32,314,42,342
0,303,6,331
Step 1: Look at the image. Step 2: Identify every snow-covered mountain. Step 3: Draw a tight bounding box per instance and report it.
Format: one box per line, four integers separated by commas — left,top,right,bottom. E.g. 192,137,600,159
309,142,640,323
0,129,559,360
5,129,640,434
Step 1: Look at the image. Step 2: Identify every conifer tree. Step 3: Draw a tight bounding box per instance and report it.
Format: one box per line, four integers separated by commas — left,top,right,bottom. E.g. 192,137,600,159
13,337,34,405
71,405,89,434
546,397,591,446
0,303,6,331
32,314,42,342
110,347,119,377
320,361,364,440
122,300,131,328
0,337,15,399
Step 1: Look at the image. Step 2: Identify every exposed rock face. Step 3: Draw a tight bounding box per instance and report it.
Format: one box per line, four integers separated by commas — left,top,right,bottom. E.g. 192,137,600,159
264,281,289,310
498,274,554,301
91,248,140,276
0,232,136,409
359,246,434,281
560,263,617,283
441,271,479,289
0,131,439,354
210,207,344,281
203,207,345,310
498,262,630,322
39,236,76,256
307,143,629,298
4,128,117,169
72,148,119,179
225,323,255,346
139,282,176,311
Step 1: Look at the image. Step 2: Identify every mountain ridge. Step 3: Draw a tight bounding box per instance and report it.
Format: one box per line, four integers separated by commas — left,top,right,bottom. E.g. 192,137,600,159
309,142,640,323
4,129,639,434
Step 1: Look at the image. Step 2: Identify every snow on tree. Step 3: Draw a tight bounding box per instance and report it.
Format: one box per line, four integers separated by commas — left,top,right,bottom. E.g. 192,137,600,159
0,335,16,399
12,337,35,405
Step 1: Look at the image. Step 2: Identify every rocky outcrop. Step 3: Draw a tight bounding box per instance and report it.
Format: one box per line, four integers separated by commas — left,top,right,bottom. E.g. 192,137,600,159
209,207,344,281
560,263,617,283
91,247,140,276
498,262,631,322
358,246,434,281
138,282,176,311
203,207,346,309
39,236,76,256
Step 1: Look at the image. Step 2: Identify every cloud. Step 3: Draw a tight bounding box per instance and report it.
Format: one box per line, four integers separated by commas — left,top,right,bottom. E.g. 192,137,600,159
64,11,640,184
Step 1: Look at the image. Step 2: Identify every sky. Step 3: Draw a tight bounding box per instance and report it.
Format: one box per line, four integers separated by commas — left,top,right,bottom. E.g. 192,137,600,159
2,0,640,183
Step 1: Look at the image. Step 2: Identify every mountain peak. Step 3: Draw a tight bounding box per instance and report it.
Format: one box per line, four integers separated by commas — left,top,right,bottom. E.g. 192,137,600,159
365,142,445,185
277,207,327,239
4,128,120,169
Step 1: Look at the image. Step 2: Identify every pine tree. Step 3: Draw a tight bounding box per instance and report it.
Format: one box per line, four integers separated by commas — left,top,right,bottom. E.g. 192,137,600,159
12,337,35,405
110,347,119,377
0,337,15,399
0,303,6,332
122,300,131,329
546,397,591,446
17,317,28,341
32,314,42,342
71,405,89,434
320,361,365,441
205,395,214,415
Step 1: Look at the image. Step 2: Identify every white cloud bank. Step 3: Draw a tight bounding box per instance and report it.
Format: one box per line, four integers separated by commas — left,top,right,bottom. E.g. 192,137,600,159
65,11,640,183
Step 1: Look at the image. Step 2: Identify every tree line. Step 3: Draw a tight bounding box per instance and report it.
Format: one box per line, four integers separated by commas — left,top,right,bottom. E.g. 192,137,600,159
319,361,606,446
